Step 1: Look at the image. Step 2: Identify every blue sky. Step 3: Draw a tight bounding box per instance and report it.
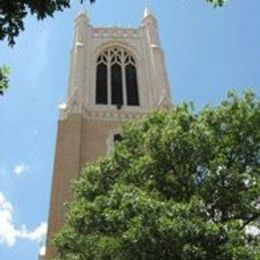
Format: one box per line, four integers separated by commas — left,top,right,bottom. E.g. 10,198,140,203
0,0,259,259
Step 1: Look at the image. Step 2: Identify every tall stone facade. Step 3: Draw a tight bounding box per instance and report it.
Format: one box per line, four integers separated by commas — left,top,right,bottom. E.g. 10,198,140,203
43,8,171,259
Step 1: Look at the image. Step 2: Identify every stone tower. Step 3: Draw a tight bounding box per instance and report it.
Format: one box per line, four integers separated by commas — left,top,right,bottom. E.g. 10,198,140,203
44,8,171,259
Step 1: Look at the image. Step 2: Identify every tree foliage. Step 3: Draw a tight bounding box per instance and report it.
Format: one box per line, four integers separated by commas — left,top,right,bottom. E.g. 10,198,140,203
53,91,260,260
0,0,89,46
206,0,226,7
0,66,10,95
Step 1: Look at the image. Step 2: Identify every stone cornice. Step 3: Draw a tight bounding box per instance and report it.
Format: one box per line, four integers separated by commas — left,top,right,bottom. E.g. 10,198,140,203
82,109,145,121
59,104,147,122
92,27,140,39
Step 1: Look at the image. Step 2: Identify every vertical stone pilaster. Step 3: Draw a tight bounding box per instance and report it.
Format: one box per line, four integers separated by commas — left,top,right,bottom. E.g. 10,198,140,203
142,11,171,107
46,114,82,259
67,11,89,102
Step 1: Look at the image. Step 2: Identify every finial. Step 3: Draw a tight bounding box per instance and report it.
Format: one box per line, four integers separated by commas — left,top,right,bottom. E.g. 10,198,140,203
142,3,157,25
78,7,87,16
143,7,151,18
143,2,152,18
75,8,89,26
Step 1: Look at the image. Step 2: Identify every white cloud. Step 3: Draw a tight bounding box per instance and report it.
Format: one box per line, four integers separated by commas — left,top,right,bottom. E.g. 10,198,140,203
0,192,16,246
0,192,47,247
18,222,47,241
13,164,30,176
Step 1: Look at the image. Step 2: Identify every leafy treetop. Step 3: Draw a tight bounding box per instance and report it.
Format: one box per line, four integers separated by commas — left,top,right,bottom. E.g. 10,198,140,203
53,90,260,260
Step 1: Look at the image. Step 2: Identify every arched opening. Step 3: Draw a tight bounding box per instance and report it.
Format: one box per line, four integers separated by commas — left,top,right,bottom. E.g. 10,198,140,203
95,46,139,107
113,133,122,143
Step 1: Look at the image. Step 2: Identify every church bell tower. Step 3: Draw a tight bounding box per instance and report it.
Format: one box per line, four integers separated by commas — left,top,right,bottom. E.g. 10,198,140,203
44,8,171,259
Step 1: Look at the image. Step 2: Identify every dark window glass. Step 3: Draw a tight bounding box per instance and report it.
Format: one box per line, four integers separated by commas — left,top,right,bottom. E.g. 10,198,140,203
102,55,107,62
111,56,116,63
111,64,123,106
126,64,139,106
113,133,122,143
96,63,108,104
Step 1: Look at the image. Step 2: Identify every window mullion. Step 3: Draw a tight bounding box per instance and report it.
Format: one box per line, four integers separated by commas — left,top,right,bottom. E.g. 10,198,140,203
122,63,127,106
108,62,111,105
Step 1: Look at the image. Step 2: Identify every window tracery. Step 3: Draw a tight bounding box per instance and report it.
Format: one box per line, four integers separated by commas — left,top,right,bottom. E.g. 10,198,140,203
96,46,139,107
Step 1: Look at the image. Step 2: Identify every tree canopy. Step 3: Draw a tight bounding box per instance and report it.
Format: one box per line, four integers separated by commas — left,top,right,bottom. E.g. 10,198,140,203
0,66,9,95
0,0,88,46
53,91,260,259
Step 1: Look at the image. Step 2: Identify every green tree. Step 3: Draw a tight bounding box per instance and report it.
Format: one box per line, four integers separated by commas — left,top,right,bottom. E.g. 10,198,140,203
53,91,260,259
0,0,92,47
0,66,10,95
206,0,226,7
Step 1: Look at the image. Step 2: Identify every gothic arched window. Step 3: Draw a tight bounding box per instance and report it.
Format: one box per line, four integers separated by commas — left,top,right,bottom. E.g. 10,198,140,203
95,47,139,107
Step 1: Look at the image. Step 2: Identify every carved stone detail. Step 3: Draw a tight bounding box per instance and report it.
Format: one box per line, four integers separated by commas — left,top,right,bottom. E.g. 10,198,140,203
92,28,140,39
